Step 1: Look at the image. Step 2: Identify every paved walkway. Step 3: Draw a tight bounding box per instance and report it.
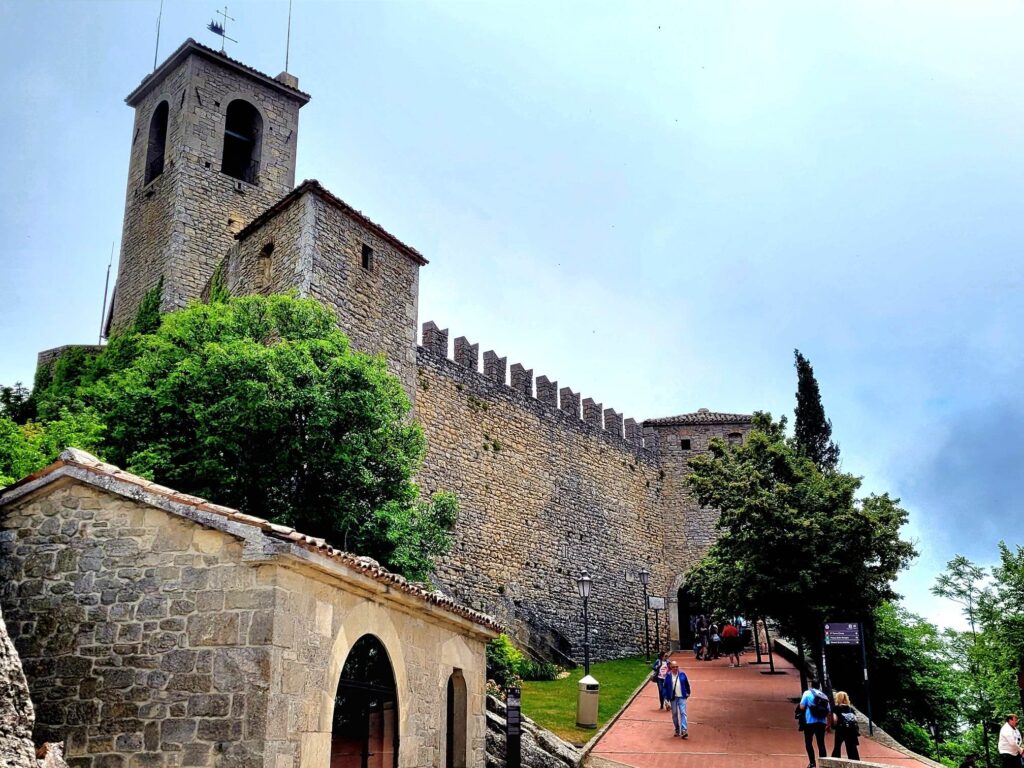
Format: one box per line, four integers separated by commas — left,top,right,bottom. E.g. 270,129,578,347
590,652,932,768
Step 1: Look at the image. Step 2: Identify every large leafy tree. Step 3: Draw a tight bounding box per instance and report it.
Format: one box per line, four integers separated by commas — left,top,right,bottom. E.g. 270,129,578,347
686,411,916,683
4,291,457,581
793,349,840,472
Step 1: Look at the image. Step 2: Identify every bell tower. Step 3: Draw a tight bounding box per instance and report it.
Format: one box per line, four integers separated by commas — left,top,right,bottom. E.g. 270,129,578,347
108,39,310,331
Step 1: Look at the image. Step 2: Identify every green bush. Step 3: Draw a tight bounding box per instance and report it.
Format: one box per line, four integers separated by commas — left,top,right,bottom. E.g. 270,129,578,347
486,634,525,689
521,659,560,681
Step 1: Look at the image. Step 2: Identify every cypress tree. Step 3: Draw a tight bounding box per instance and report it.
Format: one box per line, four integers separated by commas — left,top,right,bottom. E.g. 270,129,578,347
793,349,840,471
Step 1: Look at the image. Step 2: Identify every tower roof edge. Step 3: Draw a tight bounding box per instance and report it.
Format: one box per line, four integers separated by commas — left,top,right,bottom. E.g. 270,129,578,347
125,38,311,107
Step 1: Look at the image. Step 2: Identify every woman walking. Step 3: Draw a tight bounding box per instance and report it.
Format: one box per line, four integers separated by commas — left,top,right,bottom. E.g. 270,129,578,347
652,651,670,709
831,691,861,760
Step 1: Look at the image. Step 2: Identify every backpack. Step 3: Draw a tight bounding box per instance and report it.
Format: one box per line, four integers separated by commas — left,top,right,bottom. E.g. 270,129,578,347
809,689,830,719
837,711,859,735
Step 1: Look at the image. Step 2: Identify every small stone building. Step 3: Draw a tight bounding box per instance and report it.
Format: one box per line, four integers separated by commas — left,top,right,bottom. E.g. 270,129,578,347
0,449,499,768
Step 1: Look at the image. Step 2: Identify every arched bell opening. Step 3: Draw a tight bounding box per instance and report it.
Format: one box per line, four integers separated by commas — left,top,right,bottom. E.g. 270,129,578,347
330,634,398,768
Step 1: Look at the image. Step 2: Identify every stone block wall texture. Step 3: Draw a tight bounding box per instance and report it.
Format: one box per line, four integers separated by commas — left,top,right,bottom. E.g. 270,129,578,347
415,346,675,661
217,186,422,397
111,45,306,331
0,480,490,768
0,602,37,768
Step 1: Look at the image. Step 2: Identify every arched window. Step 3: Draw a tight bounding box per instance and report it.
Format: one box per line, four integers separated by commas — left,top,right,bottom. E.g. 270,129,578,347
727,432,743,446
221,100,262,184
331,634,399,768
144,101,169,184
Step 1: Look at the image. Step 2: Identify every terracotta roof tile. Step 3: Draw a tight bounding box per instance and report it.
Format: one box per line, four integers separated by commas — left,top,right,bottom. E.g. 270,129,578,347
643,408,753,426
1,449,499,633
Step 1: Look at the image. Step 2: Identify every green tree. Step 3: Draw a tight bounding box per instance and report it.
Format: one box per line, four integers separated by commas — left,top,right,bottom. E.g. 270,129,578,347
793,349,840,472
0,409,104,486
686,411,915,686
65,293,454,580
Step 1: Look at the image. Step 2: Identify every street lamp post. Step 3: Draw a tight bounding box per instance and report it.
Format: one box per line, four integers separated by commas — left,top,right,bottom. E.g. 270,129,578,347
576,569,593,676
638,568,651,661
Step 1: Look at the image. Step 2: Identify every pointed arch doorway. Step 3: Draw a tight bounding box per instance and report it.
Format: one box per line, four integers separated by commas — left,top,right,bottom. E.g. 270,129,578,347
330,634,399,768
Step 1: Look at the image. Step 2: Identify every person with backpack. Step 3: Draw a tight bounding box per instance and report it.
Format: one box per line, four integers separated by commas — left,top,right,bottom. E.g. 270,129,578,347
830,690,860,760
651,651,670,709
798,678,831,768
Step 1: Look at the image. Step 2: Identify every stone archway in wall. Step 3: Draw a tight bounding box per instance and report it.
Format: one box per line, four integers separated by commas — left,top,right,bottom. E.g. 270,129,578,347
315,603,408,768
445,670,467,768
667,574,704,652
331,634,399,768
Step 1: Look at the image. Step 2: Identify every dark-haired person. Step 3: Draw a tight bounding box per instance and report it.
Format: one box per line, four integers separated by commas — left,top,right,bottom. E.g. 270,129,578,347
798,678,831,768
998,714,1022,768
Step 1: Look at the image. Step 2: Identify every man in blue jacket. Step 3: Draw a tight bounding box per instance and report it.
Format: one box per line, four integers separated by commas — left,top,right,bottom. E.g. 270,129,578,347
660,659,692,738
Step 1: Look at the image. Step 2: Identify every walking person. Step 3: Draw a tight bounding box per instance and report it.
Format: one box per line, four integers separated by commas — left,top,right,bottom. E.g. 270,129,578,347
651,651,670,710
722,620,741,666
660,660,692,738
798,677,831,768
830,691,860,760
998,713,1023,768
709,622,721,659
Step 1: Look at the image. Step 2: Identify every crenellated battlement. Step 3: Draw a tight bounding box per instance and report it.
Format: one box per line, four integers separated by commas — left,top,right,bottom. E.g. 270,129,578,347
418,321,650,450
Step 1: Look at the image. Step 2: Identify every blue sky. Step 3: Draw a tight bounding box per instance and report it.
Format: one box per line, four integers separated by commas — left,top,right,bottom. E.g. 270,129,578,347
1,1,1021,629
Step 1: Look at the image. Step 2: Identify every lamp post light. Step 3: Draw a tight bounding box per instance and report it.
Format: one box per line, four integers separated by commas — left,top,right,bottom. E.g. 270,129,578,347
638,568,651,661
576,569,593,676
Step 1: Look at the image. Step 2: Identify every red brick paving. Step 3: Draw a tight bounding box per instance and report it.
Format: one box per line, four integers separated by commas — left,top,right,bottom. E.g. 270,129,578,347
590,652,931,768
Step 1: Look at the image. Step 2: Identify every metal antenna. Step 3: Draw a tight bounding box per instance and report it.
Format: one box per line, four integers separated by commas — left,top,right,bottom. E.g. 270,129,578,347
207,5,237,53
285,0,293,71
98,243,114,344
153,0,165,71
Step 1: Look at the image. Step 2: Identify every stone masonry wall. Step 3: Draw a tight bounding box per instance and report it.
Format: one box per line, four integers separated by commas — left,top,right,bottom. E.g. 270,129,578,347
112,49,305,331
0,477,492,768
415,340,675,661
308,195,421,398
0,482,276,768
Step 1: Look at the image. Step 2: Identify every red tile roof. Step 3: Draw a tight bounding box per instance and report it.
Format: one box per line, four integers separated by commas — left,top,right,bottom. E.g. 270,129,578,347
1,449,498,634
644,409,753,426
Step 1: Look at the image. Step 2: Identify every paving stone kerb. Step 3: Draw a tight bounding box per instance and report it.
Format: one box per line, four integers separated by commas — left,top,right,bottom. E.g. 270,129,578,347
0,450,498,768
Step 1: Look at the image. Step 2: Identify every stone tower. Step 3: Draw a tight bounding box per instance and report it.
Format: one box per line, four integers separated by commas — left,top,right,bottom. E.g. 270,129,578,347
108,39,310,331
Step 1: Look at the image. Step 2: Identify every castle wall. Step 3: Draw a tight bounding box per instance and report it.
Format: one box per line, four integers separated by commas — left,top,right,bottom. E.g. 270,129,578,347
112,47,306,331
0,476,492,768
415,339,682,661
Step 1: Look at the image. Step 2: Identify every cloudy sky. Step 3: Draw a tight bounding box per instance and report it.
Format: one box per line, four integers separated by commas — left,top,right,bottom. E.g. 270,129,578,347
1,1,1020,629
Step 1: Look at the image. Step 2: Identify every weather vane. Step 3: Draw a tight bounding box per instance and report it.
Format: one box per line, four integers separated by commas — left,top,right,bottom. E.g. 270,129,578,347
207,5,237,53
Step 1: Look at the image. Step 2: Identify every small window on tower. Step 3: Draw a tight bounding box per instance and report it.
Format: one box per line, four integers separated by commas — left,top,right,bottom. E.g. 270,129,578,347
145,101,170,185
361,243,374,271
257,242,274,291
680,438,691,450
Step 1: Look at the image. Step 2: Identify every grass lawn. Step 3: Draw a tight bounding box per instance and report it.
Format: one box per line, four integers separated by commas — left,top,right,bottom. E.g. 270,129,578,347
519,656,651,745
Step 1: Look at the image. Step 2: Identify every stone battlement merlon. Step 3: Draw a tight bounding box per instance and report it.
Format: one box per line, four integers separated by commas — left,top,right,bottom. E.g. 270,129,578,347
418,321,653,452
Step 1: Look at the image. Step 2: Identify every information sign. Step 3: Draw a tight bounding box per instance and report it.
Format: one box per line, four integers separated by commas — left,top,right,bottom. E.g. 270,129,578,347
648,596,666,611
506,686,522,768
824,622,860,646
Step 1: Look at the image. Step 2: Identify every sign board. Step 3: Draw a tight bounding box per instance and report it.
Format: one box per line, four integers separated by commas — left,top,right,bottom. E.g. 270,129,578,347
824,622,860,646
506,689,522,736
648,596,666,611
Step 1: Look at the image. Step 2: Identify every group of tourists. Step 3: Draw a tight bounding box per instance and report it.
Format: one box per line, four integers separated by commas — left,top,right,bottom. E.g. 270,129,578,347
797,677,861,767
690,615,746,666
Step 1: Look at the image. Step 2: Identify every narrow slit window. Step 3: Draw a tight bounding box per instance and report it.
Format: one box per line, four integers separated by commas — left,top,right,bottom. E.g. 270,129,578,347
680,438,691,450
257,242,274,291
361,243,374,271
144,101,170,185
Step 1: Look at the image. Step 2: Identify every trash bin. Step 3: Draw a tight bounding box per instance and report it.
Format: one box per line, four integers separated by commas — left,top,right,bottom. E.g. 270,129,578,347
576,674,600,729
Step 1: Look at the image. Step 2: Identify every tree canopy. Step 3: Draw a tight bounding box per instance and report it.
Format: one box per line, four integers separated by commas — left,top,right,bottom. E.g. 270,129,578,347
2,290,457,581
793,349,840,471
686,411,916,668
